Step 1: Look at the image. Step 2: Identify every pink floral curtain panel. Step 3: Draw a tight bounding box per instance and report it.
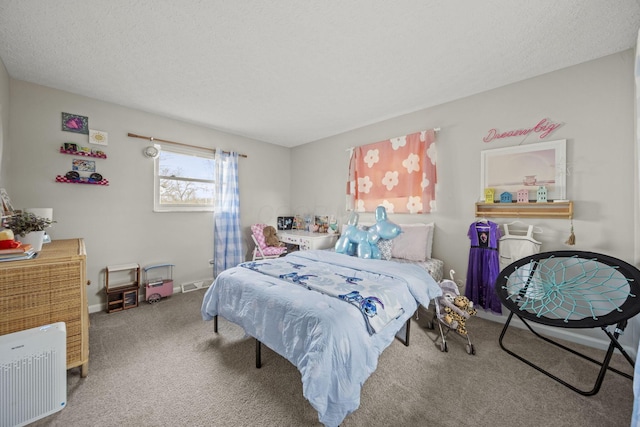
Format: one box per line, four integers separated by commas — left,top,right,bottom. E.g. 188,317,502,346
347,129,437,214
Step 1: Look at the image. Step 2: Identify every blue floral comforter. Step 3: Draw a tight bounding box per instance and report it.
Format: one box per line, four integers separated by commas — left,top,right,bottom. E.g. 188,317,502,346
201,250,441,427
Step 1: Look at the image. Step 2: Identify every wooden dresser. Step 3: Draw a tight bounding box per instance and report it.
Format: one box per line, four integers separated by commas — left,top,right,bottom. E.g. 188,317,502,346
0,238,89,377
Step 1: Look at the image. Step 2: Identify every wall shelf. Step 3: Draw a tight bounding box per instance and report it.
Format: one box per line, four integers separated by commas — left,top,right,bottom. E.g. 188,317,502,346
59,147,107,159
475,201,573,219
55,175,109,185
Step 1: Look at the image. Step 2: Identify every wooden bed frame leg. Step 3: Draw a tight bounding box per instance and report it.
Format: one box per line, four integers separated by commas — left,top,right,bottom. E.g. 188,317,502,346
255,339,262,369
214,315,218,333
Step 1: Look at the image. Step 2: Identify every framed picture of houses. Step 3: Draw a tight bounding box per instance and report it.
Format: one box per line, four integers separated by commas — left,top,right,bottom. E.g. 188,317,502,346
480,139,567,202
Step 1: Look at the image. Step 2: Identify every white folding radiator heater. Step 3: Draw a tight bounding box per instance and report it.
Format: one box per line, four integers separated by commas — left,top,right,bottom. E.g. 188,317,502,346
0,322,67,427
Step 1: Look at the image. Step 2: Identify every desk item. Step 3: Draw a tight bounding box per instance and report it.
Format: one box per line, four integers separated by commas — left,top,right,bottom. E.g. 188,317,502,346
277,216,294,230
495,250,640,396
278,230,339,251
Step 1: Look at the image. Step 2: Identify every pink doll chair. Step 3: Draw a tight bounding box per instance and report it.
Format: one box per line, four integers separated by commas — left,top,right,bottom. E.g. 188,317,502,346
251,224,287,261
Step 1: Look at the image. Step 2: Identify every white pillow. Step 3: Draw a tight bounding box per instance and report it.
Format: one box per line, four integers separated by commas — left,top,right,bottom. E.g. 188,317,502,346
425,222,434,259
391,223,434,261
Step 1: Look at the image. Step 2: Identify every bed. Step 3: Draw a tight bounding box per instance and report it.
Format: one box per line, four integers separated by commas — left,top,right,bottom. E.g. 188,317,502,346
201,249,442,427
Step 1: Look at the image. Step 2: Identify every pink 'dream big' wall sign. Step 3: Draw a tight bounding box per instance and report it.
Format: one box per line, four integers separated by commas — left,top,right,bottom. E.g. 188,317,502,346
483,118,562,143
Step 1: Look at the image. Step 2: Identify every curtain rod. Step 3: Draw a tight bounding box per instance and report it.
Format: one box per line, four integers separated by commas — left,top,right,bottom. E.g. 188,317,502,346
345,127,441,152
127,132,248,158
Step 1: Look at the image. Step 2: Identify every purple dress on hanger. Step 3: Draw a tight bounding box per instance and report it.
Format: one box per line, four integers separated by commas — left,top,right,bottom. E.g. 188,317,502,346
465,221,502,314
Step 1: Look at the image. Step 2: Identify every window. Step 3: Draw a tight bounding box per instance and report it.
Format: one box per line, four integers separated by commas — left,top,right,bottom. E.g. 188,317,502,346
154,144,215,212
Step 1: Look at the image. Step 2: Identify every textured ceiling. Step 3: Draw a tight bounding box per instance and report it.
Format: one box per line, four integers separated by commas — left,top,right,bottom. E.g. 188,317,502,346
0,1,639,147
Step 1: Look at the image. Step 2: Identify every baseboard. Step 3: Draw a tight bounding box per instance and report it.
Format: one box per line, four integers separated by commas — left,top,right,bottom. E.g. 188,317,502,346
476,310,638,360
89,304,103,314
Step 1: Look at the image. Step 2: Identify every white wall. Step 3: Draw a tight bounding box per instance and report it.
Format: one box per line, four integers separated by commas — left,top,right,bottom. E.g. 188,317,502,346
0,58,8,186
291,49,638,351
6,79,291,310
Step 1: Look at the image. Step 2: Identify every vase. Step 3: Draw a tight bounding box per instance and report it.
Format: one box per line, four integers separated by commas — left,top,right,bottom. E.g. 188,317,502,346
20,230,45,252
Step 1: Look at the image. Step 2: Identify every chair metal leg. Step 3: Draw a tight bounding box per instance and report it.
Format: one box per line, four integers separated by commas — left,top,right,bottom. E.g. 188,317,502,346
498,312,633,396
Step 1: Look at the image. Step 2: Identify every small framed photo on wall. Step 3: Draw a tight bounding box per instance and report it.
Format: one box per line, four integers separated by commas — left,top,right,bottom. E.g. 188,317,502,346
62,112,89,134
72,158,96,172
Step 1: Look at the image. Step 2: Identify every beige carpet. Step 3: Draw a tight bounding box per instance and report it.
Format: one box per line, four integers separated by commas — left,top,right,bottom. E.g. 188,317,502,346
32,289,635,427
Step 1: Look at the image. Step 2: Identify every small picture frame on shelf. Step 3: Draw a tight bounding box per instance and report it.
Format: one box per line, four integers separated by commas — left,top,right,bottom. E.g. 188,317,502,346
63,142,78,152
0,188,15,216
277,216,294,230
293,215,305,230
315,215,329,233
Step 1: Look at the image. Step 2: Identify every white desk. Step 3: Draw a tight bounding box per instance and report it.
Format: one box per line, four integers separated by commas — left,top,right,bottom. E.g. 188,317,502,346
279,230,339,251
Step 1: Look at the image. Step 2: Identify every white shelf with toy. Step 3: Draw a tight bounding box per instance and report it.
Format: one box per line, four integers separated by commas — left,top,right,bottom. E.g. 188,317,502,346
475,201,573,219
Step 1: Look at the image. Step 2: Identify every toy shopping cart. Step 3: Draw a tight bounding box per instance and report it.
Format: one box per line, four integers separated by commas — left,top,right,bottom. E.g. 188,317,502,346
427,270,476,355
143,263,174,304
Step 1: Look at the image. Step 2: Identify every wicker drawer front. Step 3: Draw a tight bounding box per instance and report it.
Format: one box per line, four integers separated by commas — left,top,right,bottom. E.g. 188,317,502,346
1,293,51,324
50,286,82,312
0,270,51,295
0,261,80,292
0,311,52,335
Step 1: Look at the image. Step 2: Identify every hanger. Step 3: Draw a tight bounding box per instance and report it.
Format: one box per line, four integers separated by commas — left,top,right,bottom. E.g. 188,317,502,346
503,220,543,235
474,218,490,230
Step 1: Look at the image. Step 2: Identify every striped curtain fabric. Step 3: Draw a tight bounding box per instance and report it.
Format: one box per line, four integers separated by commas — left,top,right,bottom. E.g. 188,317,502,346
213,151,243,277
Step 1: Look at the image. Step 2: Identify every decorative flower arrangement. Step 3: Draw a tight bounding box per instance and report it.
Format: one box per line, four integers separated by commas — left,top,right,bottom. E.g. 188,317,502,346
4,212,55,237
